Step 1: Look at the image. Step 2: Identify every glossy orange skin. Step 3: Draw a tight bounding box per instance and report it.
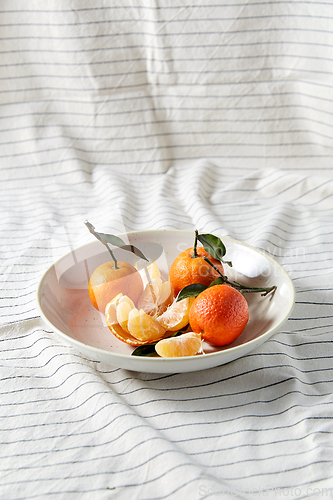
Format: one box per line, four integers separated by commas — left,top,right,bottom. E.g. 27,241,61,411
169,247,224,297
189,284,249,346
88,261,143,313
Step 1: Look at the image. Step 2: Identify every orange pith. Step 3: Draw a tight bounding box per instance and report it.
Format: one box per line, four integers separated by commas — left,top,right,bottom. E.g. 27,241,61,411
88,260,143,313
127,308,166,342
169,247,224,297
155,332,202,358
137,278,173,317
189,284,249,346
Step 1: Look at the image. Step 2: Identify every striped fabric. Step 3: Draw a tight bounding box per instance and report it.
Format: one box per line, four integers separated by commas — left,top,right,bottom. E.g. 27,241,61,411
1,1,333,499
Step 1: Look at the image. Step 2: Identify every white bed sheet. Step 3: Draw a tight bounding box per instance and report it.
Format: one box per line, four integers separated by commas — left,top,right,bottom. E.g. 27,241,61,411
1,2,333,499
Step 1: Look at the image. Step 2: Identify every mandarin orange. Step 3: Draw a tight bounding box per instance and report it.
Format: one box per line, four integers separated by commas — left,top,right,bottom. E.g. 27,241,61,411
189,284,249,346
169,247,224,297
88,260,143,313
137,278,173,316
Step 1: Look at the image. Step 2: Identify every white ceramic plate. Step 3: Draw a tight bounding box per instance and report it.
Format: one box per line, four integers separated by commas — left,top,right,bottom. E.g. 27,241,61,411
36,230,295,373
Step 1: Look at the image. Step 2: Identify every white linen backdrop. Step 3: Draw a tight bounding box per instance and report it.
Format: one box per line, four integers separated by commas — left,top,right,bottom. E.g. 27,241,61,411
1,1,333,499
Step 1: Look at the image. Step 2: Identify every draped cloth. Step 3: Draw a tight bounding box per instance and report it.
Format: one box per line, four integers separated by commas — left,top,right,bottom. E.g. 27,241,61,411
1,2,333,498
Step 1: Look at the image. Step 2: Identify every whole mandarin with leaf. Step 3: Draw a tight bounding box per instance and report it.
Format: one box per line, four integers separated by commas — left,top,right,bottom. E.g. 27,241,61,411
169,246,224,297
88,261,143,313
189,284,249,346
84,220,146,313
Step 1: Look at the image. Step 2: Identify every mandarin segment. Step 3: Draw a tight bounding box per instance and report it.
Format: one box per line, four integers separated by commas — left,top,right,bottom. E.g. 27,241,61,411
116,300,134,333
155,332,202,358
127,308,166,342
108,292,125,310
137,283,157,315
158,281,173,307
105,293,135,332
156,297,194,331
146,261,161,281
189,284,249,346
138,261,162,287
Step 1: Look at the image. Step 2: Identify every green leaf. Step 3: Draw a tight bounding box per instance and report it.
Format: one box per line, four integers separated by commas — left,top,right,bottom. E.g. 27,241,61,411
95,231,126,247
84,221,125,246
120,244,148,262
176,283,207,301
197,233,226,260
208,277,226,287
231,282,277,296
84,220,148,261
131,343,157,357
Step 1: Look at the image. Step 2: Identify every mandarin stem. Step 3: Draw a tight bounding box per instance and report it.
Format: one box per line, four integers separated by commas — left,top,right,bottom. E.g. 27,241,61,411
203,256,276,296
232,282,277,296
193,229,199,258
107,245,119,270
203,256,227,281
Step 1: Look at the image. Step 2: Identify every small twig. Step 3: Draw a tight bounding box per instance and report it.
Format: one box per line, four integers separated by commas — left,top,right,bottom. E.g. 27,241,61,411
203,256,228,282
203,256,276,296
